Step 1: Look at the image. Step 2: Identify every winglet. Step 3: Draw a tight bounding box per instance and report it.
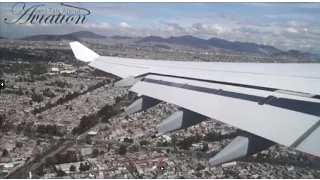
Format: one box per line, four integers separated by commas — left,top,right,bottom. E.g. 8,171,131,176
69,41,100,62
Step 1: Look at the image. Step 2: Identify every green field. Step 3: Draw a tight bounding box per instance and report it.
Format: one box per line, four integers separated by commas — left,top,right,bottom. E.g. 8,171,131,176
114,100,131,110
0,171,8,178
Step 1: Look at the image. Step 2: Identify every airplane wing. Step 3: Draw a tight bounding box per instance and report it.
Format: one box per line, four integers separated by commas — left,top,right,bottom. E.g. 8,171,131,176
70,41,320,166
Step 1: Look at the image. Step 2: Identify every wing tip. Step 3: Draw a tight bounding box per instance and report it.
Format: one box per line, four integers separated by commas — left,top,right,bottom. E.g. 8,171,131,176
69,41,100,62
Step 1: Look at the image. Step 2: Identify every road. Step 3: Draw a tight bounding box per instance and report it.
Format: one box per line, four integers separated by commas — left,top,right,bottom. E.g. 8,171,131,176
5,140,73,179
67,167,118,176
30,141,74,175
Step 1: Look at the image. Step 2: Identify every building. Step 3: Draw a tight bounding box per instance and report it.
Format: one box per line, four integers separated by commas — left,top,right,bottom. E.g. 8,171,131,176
57,124,67,134
81,148,93,156
60,70,76,74
50,67,60,73
87,131,98,136
221,161,237,168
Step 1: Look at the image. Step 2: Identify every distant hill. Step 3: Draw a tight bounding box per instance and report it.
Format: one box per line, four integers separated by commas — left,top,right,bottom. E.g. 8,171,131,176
0,36,5,39
22,34,80,41
167,35,209,49
272,50,320,62
69,31,106,39
21,31,133,41
110,35,132,40
137,36,168,43
137,35,281,55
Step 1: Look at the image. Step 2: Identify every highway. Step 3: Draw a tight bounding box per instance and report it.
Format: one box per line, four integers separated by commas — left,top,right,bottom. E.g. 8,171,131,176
5,140,73,179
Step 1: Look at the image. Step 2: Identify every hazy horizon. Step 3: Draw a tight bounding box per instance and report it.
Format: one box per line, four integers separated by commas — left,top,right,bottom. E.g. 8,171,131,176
1,2,320,54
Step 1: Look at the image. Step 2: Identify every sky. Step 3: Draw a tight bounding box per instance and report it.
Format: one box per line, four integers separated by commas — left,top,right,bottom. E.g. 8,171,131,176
1,2,320,53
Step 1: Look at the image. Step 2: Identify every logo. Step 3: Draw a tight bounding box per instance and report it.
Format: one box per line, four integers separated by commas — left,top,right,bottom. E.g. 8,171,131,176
4,2,90,25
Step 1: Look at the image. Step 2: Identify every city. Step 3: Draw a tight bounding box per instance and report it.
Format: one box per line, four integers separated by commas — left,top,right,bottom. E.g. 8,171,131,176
1,36,320,179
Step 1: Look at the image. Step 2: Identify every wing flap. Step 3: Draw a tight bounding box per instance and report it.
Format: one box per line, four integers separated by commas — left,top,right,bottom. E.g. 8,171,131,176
130,75,320,157
295,124,320,156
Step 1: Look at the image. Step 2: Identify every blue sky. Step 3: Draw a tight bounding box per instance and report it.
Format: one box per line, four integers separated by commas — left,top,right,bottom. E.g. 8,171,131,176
1,2,320,53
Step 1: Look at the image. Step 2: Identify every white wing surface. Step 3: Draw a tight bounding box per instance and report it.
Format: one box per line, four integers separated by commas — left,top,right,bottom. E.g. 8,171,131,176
70,42,320,165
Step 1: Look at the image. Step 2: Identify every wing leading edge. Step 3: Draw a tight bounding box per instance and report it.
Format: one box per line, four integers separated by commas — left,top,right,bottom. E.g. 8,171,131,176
70,41,320,165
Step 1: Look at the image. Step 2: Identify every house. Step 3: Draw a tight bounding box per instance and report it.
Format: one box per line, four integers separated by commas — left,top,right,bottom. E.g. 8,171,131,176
50,67,60,73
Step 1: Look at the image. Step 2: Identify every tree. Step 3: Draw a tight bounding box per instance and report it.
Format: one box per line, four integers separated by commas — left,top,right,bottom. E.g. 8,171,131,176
201,143,209,152
45,156,56,166
171,135,178,145
31,93,44,102
85,162,90,171
107,144,111,152
69,165,76,172
17,124,23,133
118,145,127,155
37,124,46,134
37,164,45,176
0,115,4,128
93,149,99,157
77,161,90,171
56,169,66,177
115,96,122,104
85,135,92,145
35,153,41,163
51,125,58,136
139,140,149,146
195,133,201,142
130,145,139,153
2,149,9,156
16,141,23,148
1,120,14,133
173,147,178,153
101,114,110,123
124,138,133,143
31,63,47,75
26,157,31,163
79,155,84,162
72,127,78,135
178,138,193,150
36,139,41,146
79,163,84,172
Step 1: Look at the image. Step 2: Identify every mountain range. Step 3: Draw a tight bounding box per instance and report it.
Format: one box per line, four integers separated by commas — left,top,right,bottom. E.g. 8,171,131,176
15,31,320,59
22,34,80,41
137,35,281,55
